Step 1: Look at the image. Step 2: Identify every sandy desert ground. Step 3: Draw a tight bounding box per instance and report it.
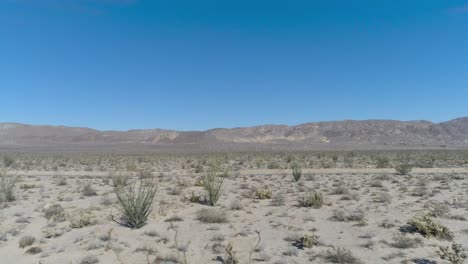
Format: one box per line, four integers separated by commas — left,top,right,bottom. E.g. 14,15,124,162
0,163,467,264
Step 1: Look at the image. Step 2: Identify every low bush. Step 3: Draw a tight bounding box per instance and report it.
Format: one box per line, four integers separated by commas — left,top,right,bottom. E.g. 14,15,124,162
298,192,324,208
407,214,453,240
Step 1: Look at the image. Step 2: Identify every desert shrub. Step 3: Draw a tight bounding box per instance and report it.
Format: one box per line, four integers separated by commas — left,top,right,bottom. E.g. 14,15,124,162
291,163,302,182
325,247,362,264
113,179,157,228
70,210,95,229
202,166,227,206
438,243,467,264
43,204,66,222
196,208,228,223
298,192,324,208
0,170,16,202
298,234,319,248
111,173,129,188
369,180,383,187
391,234,422,248
425,202,450,218
373,192,392,204
18,235,35,248
332,183,350,195
187,191,202,203
394,163,413,175
81,182,97,196
255,188,272,199
332,209,365,222
407,214,453,240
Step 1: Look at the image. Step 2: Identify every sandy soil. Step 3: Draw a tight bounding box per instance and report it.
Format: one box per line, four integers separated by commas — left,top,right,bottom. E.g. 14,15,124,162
0,169,467,264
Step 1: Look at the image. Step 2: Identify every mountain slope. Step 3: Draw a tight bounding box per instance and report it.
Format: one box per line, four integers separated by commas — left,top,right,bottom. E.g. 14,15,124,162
1,118,468,149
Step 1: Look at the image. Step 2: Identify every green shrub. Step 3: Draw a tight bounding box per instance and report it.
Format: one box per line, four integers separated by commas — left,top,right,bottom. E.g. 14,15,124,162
114,179,157,228
407,214,453,240
298,192,323,208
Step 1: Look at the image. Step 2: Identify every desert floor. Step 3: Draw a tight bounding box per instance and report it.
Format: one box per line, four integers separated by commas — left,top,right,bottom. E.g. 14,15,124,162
0,168,467,264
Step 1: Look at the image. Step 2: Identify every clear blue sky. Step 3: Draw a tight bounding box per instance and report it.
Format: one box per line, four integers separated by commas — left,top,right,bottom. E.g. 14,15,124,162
1,0,467,131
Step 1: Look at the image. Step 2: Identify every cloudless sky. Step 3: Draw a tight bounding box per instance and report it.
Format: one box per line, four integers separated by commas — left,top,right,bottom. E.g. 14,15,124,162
1,0,467,131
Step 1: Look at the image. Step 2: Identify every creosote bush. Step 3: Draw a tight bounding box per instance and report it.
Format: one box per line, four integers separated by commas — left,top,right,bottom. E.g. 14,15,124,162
291,163,302,182
407,214,453,241
298,192,323,208
202,166,227,206
113,178,157,229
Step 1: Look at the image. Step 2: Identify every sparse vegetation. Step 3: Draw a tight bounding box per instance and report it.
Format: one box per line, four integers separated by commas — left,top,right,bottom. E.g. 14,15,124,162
1,150,468,263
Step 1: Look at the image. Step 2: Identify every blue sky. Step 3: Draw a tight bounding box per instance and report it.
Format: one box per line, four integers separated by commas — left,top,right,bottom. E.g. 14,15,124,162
1,0,467,131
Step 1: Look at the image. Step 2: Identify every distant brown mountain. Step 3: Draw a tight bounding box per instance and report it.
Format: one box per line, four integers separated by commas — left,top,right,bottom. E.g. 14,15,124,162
1,118,468,150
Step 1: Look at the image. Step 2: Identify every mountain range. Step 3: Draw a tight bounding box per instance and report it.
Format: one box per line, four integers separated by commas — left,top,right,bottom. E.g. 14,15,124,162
1,117,468,150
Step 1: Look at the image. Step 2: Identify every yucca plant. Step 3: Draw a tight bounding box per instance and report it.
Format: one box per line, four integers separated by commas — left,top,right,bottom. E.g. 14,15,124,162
113,179,157,229
202,166,227,206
